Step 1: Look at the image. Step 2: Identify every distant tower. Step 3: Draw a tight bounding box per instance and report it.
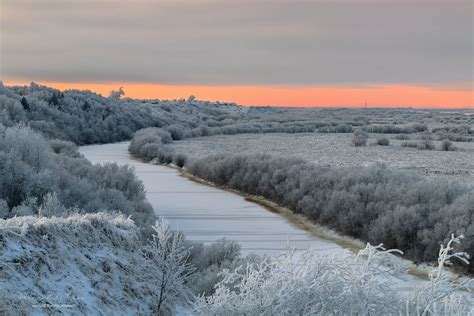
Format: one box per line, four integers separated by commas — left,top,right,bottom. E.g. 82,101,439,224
365,100,368,109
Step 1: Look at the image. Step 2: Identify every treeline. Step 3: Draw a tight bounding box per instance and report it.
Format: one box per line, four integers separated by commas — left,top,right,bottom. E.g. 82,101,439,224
0,82,242,145
187,154,474,273
4,83,469,149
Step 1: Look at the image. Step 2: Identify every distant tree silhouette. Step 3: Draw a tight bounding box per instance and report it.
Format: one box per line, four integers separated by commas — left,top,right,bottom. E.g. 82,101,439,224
82,101,91,111
21,97,30,112
48,92,60,106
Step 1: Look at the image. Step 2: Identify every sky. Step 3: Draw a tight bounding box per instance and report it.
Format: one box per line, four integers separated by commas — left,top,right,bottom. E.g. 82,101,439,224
1,0,473,108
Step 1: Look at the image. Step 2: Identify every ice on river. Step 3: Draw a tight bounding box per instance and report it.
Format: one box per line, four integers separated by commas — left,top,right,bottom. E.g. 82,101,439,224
79,142,345,257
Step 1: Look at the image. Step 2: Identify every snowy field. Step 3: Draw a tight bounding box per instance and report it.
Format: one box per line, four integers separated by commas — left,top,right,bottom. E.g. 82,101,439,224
170,133,474,186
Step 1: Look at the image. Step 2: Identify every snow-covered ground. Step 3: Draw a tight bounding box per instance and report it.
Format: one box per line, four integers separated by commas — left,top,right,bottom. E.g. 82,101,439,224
170,133,474,186
78,142,456,293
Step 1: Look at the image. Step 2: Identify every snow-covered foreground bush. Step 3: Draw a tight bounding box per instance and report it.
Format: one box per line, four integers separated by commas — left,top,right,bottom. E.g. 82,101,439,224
188,154,474,273
194,235,473,315
0,124,155,232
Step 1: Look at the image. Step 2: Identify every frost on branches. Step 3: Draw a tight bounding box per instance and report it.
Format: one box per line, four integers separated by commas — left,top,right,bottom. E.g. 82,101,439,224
194,235,473,315
141,219,195,314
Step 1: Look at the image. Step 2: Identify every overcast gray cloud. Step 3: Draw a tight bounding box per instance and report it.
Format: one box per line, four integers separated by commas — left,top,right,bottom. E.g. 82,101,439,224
1,0,472,86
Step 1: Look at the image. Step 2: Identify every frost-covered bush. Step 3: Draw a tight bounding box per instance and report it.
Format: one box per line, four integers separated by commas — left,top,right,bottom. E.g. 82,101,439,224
417,138,435,150
0,124,155,232
364,123,428,134
48,138,80,157
194,236,472,315
433,125,473,142
395,133,410,140
167,124,189,140
187,239,254,296
376,137,390,146
440,139,456,151
401,141,419,148
38,192,63,217
352,129,368,146
173,153,188,168
129,128,173,157
401,140,435,150
129,127,191,167
188,154,474,272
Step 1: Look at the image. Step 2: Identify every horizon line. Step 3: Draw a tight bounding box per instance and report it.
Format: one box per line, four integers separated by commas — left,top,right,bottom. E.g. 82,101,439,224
3,81,473,109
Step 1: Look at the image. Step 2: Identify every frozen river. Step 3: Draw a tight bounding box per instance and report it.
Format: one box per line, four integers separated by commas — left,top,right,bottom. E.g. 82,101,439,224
79,142,346,257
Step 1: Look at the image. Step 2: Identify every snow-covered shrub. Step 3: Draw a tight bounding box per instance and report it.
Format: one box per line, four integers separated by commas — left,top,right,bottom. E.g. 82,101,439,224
376,137,390,146
38,192,63,217
440,140,456,151
173,153,187,167
129,128,173,156
401,140,418,148
395,133,410,140
187,239,251,296
409,235,472,315
417,139,435,150
352,129,368,146
167,124,188,140
401,140,435,150
365,123,428,134
432,125,473,142
48,138,80,157
194,236,472,315
130,127,192,167
0,124,155,232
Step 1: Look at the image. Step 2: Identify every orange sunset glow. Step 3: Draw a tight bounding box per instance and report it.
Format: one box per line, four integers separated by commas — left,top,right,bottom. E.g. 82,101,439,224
6,82,473,109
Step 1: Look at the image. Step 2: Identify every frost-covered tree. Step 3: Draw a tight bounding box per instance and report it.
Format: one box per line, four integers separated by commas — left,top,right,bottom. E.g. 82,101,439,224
20,97,30,112
142,220,195,313
38,192,63,217
108,87,125,100
0,199,9,218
